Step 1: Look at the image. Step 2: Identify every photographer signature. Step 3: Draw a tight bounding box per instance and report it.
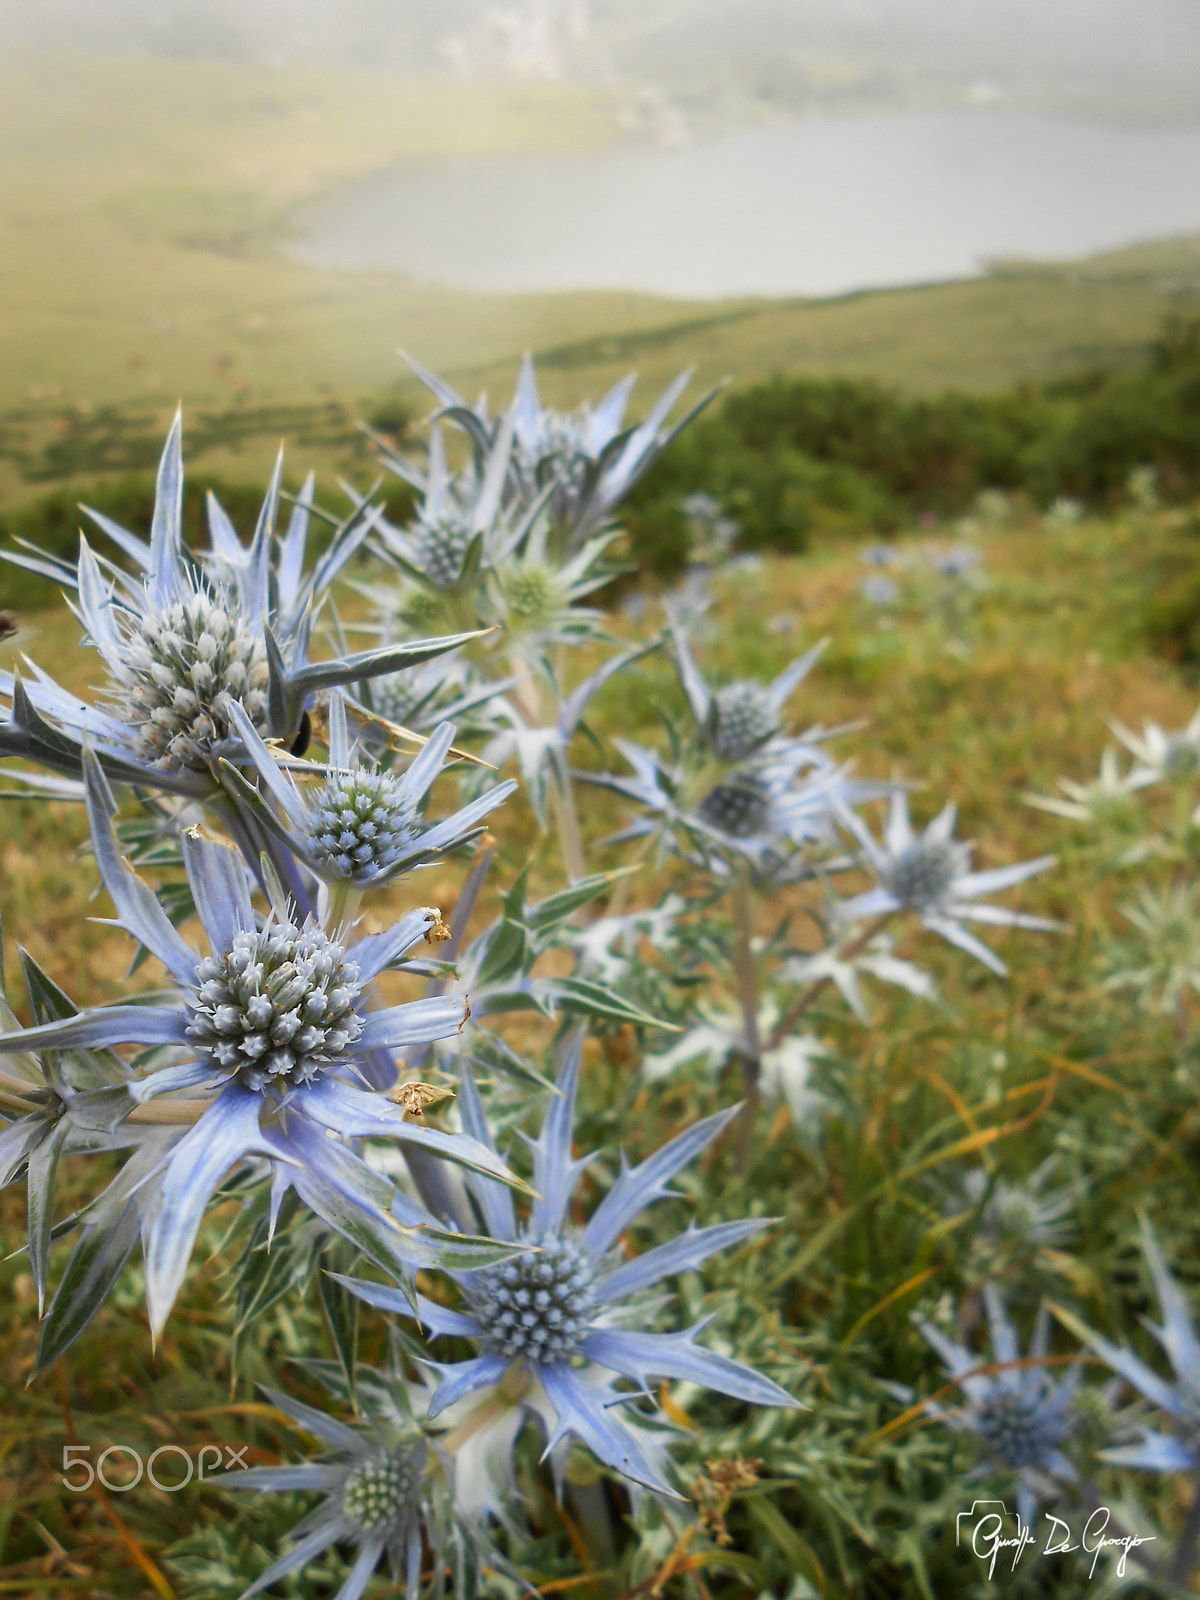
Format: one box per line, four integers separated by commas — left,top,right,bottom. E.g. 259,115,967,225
956,1499,1156,1580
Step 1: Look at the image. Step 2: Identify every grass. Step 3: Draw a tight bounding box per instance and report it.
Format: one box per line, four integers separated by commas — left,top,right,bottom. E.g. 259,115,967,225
4,496,1200,1595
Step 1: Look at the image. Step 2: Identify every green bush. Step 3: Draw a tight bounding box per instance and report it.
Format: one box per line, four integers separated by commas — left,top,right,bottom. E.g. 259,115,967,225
623,313,1200,574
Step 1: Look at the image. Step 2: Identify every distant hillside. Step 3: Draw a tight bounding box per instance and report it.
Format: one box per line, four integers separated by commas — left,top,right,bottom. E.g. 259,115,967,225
0,53,1197,508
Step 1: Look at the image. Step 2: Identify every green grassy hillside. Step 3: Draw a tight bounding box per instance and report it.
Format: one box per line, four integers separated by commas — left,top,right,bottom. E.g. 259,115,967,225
1,55,1198,511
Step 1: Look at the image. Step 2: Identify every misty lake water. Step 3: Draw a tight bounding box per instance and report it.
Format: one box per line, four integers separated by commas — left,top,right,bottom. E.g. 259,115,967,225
291,110,1200,300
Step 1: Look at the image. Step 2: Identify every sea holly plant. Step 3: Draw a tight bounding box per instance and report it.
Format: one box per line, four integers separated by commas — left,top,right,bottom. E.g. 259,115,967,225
901,1287,1082,1530
5,359,1194,1598
358,405,620,677
332,1037,797,1498
219,1363,518,1600
584,607,1059,1174
218,691,517,925
0,387,824,1599
394,350,719,545
0,752,525,1346
0,412,484,797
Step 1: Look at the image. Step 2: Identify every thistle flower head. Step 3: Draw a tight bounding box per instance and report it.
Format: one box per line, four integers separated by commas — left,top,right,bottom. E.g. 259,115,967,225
910,1287,1080,1524
711,682,779,761
220,1374,512,1600
589,734,877,883
366,671,423,729
696,774,771,839
501,558,569,620
1164,738,1200,779
667,603,823,769
972,1387,1071,1470
308,768,420,881
108,577,270,772
1024,745,1153,835
341,1445,423,1534
1111,708,1200,788
221,694,514,890
414,512,474,589
953,1158,1088,1280
928,545,981,578
982,1185,1057,1247
881,834,969,911
185,919,363,1091
469,1232,599,1362
517,409,592,500
837,793,1058,976
1103,882,1200,1014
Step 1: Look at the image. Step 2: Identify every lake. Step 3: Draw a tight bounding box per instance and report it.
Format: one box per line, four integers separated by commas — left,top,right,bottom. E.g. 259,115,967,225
290,110,1200,301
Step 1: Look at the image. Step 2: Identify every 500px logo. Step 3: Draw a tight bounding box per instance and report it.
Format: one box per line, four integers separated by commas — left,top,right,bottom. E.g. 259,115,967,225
62,1443,248,1493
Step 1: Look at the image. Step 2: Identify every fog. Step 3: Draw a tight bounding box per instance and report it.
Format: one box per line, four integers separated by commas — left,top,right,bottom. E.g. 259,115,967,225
3,0,1200,113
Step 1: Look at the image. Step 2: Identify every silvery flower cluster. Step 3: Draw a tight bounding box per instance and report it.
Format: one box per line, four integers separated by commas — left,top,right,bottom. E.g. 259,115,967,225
5,361,1189,1595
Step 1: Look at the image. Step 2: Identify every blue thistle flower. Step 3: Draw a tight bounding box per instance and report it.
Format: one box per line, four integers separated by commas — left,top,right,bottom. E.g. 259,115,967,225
219,694,515,888
586,736,867,881
909,1287,1080,1527
1109,709,1200,786
1054,1216,1200,1475
0,751,520,1337
836,793,1058,975
220,1374,505,1600
0,412,482,795
399,352,716,540
334,1037,798,1497
665,602,829,766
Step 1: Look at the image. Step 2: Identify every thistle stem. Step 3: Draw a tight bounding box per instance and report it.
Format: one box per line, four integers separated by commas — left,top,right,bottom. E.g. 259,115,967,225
398,841,499,1226
553,760,588,884
567,1478,619,1570
766,913,893,1052
731,864,762,1175
324,878,363,933
127,1098,214,1125
438,1363,531,1456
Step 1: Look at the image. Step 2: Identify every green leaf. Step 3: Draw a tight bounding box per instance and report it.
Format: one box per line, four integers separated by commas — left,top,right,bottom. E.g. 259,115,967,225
467,1030,555,1091
502,864,531,922
527,869,634,934
544,976,679,1031
318,1246,360,1410
747,1498,842,1595
474,918,529,987
234,1213,322,1337
20,946,79,1023
34,1200,141,1375
26,1114,69,1315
